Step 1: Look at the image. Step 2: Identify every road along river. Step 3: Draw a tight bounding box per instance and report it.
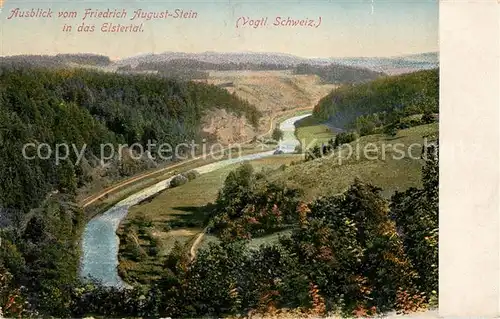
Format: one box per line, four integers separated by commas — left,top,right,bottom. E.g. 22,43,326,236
79,113,310,287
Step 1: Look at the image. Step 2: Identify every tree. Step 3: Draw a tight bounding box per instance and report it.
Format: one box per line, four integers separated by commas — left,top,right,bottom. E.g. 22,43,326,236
170,174,188,188
421,112,436,125
185,241,247,316
285,180,419,313
272,127,284,142
312,69,438,131
390,142,438,296
56,160,77,194
0,265,33,318
211,163,302,240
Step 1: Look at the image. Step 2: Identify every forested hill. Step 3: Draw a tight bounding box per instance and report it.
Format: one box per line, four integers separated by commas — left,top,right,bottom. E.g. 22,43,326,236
293,63,385,84
0,54,111,68
133,58,290,71
0,67,261,214
313,68,439,132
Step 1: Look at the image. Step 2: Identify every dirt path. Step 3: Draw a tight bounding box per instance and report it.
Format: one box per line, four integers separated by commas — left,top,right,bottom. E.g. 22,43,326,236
189,226,208,261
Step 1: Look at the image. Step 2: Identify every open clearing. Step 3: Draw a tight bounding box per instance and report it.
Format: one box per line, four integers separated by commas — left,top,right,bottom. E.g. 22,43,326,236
198,229,294,253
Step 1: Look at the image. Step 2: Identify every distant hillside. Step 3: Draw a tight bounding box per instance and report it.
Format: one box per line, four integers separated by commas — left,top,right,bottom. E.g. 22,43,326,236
115,51,307,68
293,63,385,84
134,58,290,71
313,68,439,132
123,58,386,84
0,54,111,68
0,52,438,76
116,51,438,75
125,58,291,80
319,52,439,75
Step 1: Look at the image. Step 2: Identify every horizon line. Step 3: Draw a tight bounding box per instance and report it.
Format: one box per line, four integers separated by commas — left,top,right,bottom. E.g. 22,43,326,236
1,50,439,62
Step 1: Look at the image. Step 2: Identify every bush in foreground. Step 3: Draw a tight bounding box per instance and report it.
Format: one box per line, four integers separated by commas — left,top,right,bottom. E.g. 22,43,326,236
170,174,188,188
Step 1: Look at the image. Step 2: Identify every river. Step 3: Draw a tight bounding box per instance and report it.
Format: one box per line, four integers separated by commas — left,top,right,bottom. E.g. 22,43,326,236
79,113,310,287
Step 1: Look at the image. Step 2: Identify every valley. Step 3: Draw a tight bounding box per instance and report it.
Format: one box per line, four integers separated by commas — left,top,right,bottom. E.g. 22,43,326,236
0,52,439,318
81,113,307,286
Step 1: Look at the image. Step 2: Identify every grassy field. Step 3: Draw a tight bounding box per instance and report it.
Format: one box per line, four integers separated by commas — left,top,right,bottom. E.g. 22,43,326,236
295,115,336,149
268,123,438,201
117,155,302,284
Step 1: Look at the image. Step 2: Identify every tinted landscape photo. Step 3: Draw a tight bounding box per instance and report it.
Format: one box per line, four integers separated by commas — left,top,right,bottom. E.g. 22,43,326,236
0,1,438,318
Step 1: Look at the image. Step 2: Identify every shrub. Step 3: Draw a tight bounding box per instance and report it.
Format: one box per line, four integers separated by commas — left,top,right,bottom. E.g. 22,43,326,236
184,170,200,181
421,112,436,124
333,132,358,148
272,127,284,142
125,240,146,262
149,236,163,257
170,174,188,188
163,223,172,232
133,213,153,228
383,125,398,137
390,142,438,296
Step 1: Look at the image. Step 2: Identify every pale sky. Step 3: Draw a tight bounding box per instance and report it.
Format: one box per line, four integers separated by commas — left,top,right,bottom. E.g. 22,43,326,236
0,0,438,59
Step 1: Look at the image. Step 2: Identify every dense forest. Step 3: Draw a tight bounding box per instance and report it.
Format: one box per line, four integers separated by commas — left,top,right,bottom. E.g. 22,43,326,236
117,67,210,81
0,67,261,214
0,60,439,317
313,69,439,134
133,59,291,72
293,63,385,84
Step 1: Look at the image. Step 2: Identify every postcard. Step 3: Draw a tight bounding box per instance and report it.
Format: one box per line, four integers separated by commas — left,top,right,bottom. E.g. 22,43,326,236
0,0,484,318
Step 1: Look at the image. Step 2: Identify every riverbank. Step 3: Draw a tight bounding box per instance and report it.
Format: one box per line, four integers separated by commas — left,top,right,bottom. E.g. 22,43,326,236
79,112,311,286
79,107,313,214
115,114,309,285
